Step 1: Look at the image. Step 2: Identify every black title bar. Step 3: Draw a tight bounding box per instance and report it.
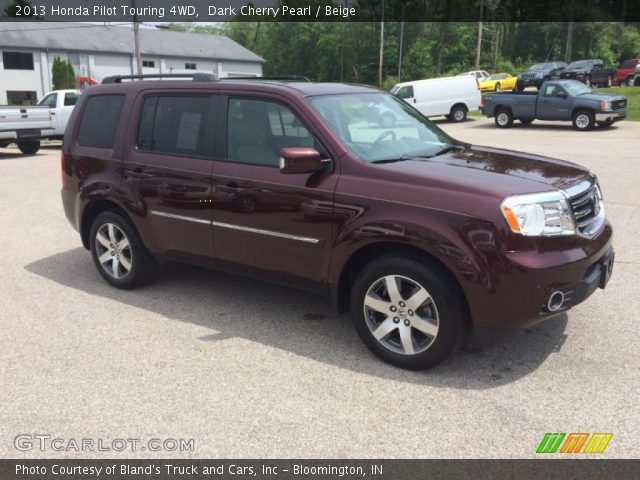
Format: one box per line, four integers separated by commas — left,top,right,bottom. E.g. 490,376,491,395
1,0,639,22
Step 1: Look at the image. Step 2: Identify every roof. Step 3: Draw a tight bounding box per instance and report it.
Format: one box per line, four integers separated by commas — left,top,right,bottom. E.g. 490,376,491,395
0,22,264,63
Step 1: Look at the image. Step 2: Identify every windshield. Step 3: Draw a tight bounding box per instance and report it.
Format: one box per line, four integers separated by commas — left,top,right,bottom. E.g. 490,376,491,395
487,74,507,80
529,63,550,71
563,81,592,95
308,93,458,163
567,60,592,69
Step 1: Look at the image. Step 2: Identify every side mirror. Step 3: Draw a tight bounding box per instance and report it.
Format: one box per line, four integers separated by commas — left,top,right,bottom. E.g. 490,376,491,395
557,91,568,98
279,147,326,174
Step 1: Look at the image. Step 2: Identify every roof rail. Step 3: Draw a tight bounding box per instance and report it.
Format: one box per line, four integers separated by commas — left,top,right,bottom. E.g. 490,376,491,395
221,75,311,82
101,73,219,84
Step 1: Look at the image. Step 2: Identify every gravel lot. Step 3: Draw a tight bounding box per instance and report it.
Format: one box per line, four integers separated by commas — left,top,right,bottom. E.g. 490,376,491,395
1,117,638,459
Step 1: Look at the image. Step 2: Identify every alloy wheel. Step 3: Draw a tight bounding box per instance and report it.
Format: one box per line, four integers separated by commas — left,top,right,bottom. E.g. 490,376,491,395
575,114,590,130
95,223,133,279
363,275,439,355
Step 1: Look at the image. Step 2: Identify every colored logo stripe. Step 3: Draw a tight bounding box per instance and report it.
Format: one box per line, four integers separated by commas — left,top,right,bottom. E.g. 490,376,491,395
537,433,613,454
536,433,565,453
583,433,613,453
560,433,589,453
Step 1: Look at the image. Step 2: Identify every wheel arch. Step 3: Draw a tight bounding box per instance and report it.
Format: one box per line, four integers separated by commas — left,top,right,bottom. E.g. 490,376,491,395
332,241,471,331
80,199,136,250
451,102,469,113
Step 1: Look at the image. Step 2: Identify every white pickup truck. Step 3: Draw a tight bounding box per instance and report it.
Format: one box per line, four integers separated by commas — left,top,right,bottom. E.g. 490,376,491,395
0,89,80,154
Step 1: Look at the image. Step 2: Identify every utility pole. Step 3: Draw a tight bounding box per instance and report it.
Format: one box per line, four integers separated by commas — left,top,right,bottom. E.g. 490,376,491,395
565,0,576,62
475,0,484,70
398,0,408,81
132,0,142,75
378,0,385,87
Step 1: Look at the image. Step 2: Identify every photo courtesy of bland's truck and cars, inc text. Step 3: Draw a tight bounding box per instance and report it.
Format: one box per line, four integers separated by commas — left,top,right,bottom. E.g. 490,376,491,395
0,1,639,479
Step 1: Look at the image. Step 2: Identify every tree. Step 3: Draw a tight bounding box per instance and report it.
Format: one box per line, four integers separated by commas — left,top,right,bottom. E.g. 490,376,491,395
51,57,76,90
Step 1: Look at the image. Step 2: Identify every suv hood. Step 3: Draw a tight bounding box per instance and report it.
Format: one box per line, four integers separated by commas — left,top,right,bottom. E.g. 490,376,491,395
381,145,590,199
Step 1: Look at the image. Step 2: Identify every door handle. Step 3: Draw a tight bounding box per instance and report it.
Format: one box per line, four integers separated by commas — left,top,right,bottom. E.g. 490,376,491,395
413,98,416,103
124,168,152,181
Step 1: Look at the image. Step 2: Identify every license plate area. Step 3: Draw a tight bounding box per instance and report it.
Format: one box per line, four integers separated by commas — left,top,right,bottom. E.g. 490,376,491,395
599,252,614,289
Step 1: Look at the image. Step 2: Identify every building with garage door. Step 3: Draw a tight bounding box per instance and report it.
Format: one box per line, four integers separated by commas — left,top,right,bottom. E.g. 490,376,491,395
0,22,265,104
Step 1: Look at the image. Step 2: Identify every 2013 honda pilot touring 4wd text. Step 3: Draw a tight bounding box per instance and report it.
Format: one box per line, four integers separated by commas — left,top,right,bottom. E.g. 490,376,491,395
61,74,614,370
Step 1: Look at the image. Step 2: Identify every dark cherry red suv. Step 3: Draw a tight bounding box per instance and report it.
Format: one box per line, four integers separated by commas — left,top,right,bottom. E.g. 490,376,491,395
61,74,614,369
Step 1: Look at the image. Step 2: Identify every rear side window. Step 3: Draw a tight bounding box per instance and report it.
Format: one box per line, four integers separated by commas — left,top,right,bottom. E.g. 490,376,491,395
137,96,212,157
621,59,638,68
64,92,80,106
77,95,125,148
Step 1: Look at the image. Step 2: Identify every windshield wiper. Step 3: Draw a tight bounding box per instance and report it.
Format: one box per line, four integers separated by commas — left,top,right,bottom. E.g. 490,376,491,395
430,144,469,157
371,155,414,164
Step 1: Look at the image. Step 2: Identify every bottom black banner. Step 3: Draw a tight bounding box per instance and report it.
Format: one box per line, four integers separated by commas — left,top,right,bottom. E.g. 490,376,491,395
1,459,639,480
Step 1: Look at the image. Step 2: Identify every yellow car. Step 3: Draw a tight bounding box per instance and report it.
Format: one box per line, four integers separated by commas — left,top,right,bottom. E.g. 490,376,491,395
479,73,517,92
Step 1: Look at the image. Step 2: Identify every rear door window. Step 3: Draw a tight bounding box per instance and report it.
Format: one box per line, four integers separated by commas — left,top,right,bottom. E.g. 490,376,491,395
64,92,80,106
137,95,213,158
77,95,125,148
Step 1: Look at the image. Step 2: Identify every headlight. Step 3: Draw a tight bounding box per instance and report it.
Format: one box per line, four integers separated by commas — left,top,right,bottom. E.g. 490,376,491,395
500,191,575,236
600,100,611,110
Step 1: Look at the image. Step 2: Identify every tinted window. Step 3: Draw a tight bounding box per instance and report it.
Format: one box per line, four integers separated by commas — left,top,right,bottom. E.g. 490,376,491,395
137,96,211,157
39,93,58,108
227,98,315,167
185,63,196,70
142,60,155,68
621,59,638,68
2,51,34,70
77,95,125,148
64,92,80,106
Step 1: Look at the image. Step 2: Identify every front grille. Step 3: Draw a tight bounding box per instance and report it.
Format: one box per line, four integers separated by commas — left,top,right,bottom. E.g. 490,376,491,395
569,184,604,237
612,99,627,109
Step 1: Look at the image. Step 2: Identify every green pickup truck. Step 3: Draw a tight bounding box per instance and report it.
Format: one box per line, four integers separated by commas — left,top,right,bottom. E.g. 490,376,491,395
481,80,627,131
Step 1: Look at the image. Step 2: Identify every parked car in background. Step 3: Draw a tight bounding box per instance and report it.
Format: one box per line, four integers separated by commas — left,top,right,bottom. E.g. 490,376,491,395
391,75,481,122
479,73,517,92
61,74,614,370
0,89,81,155
516,61,567,90
481,80,627,130
37,89,81,138
0,104,52,154
613,59,640,87
458,70,490,81
559,59,617,87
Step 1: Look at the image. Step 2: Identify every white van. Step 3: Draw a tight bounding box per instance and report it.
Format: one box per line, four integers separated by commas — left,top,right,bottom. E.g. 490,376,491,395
391,76,481,122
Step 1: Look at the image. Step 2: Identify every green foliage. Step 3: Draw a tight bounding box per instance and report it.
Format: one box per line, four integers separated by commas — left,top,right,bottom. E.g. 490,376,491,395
165,21,640,87
51,56,76,90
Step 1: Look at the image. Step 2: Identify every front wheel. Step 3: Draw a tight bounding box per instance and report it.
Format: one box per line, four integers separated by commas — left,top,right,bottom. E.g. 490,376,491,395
350,255,464,370
572,109,595,131
449,105,467,122
516,83,525,92
17,140,40,155
90,211,156,289
495,83,501,92
494,109,514,128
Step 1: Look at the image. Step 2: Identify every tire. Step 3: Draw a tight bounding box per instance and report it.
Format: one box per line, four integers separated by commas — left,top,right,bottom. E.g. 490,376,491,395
494,108,513,128
516,83,525,92
597,120,614,127
17,140,40,155
620,80,628,87
585,76,591,88
495,83,501,92
519,118,534,125
606,76,612,88
449,105,467,122
350,255,464,370
380,112,395,128
89,210,156,289
572,109,595,131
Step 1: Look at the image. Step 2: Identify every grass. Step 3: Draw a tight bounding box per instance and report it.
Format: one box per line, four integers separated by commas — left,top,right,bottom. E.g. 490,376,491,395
594,86,640,121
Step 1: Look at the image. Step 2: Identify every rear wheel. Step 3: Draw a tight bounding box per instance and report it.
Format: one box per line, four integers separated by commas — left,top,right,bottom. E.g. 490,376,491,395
494,109,513,128
449,105,467,122
17,140,40,155
350,255,464,370
90,211,156,289
572,109,595,131
495,83,501,92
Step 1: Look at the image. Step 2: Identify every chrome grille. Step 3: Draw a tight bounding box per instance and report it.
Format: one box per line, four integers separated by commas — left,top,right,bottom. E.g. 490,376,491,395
569,184,605,237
